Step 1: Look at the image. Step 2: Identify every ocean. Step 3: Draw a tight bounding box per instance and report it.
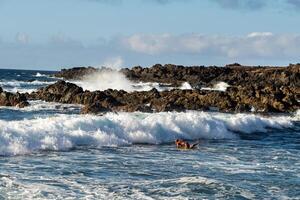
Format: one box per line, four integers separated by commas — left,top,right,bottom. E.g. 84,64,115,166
0,69,299,199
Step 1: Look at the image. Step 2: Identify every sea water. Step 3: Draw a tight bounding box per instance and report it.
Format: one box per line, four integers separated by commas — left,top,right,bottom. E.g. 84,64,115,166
0,69,299,199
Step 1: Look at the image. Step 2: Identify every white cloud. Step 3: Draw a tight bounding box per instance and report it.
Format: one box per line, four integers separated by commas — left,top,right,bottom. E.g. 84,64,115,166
85,0,300,11
119,32,300,59
247,32,273,38
213,0,300,11
1,32,300,69
121,34,172,54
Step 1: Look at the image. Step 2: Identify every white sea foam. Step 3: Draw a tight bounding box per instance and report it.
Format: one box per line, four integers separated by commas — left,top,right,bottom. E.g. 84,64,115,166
180,82,193,90
0,80,56,93
74,70,135,91
0,80,55,87
4,87,37,94
22,100,82,112
34,72,47,77
293,109,300,121
72,70,194,92
131,82,173,91
201,82,230,92
0,111,296,156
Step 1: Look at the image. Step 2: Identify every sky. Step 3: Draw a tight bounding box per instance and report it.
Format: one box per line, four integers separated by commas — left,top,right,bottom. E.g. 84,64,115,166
0,0,300,70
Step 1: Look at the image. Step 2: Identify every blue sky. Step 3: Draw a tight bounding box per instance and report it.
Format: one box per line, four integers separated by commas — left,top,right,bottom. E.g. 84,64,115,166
0,0,300,70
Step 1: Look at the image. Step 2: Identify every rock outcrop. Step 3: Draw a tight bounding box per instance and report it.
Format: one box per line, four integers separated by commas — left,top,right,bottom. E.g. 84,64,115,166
27,80,299,114
0,87,29,108
54,66,98,80
121,63,300,88
35,63,300,114
54,64,300,89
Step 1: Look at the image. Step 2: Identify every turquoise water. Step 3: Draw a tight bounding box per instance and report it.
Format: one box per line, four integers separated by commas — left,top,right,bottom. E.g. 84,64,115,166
0,69,299,199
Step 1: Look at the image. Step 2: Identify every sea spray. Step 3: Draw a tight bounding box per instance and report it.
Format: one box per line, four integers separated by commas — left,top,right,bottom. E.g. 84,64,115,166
201,82,230,92
72,69,194,92
34,72,47,77
0,111,295,156
75,70,135,91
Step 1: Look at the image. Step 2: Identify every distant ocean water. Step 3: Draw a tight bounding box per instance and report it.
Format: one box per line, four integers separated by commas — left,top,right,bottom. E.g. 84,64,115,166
0,69,299,199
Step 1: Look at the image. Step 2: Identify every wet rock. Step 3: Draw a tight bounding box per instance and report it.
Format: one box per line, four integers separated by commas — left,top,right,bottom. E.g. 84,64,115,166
54,66,98,80
31,80,84,104
81,102,111,114
54,64,299,90
33,63,300,114
0,89,29,107
30,79,299,114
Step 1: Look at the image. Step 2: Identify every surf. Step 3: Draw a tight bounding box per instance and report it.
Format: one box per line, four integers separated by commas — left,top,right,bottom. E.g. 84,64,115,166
0,109,297,156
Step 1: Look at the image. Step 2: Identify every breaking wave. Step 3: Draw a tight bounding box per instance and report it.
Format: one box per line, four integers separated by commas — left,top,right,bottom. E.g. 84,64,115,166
72,70,194,92
0,80,55,87
201,82,230,92
34,72,47,77
74,70,135,91
0,80,56,93
0,111,296,156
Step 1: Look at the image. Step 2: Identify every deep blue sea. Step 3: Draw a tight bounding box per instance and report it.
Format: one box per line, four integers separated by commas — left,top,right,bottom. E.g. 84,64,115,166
0,69,299,199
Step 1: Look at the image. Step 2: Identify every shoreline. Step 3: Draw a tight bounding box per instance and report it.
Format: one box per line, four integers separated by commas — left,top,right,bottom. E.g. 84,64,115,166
0,63,299,114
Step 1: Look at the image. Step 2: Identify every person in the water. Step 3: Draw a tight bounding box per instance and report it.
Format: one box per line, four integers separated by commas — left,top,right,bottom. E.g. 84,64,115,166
175,139,198,149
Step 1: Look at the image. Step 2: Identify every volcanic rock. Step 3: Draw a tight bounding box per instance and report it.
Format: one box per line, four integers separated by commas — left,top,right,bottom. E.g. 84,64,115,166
28,80,299,114
54,64,299,91
0,88,29,108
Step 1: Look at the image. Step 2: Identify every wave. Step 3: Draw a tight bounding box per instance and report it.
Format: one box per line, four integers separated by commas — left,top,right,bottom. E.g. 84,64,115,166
73,70,135,91
34,72,47,77
0,111,296,156
180,82,193,90
1,100,81,112
0,80,55,87
0,80,56,93
201,82,230,92
72,70,193,92
3,87,37,94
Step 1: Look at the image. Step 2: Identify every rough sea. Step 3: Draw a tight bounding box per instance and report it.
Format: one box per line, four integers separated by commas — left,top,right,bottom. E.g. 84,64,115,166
0,69,299,199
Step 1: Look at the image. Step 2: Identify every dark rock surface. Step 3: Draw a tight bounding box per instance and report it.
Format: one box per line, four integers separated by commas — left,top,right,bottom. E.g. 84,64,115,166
27,80,299,114
0,87,29,108
54,66,98,80
121,63,300,88
54,63,300,89
34,63,300,114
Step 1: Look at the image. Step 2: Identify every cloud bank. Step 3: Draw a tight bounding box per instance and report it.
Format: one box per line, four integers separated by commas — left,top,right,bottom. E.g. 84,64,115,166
86,0,300,11
120,32,300,59
213,0,267,10
213,0,300,11
1,32,299,69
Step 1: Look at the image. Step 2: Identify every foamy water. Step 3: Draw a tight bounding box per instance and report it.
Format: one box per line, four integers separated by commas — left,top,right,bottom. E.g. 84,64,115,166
0,103,297,156
0,69,57,93
201,82,230,92
34,72,47,77
72,70,193,92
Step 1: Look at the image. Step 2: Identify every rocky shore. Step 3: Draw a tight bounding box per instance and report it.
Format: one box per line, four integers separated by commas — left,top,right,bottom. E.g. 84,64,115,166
2,64,299,114
26,79,299,114
0,87,29,108
55,63,300,88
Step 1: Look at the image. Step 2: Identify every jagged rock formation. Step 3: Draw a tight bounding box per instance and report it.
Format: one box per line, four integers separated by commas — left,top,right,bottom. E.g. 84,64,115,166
54,66,98,80
27,80,299,114
0,87,29,108
54,64,299,89
121,63,300,88
34,63,300,114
